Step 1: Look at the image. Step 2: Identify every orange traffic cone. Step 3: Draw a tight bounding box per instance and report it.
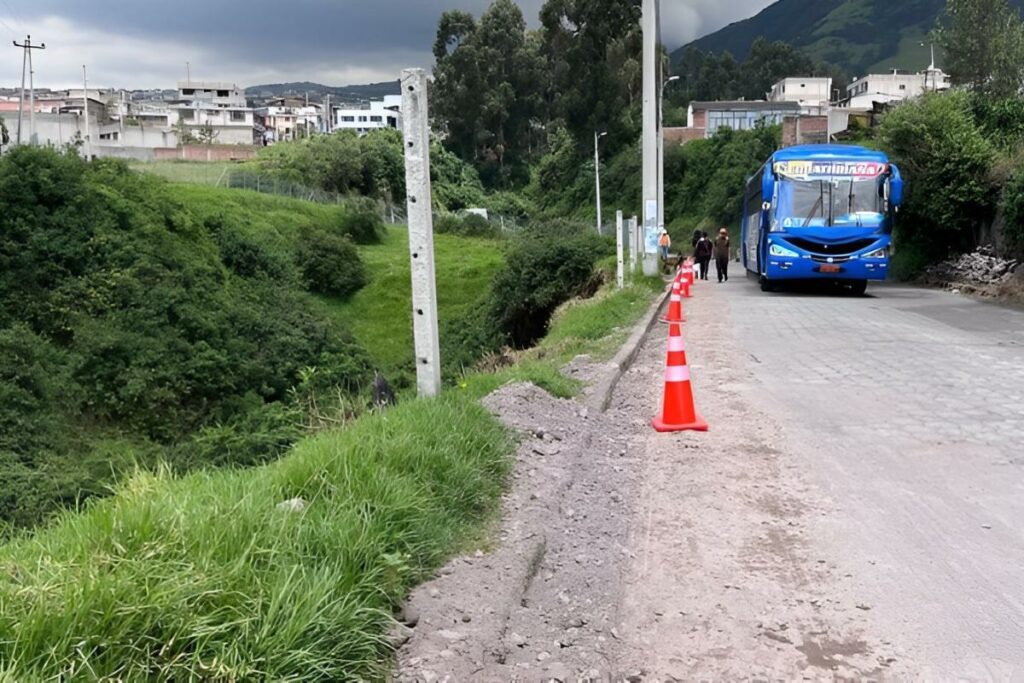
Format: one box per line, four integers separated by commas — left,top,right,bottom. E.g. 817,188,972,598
681,264,693,298
652,322,708,433
660,279,685,324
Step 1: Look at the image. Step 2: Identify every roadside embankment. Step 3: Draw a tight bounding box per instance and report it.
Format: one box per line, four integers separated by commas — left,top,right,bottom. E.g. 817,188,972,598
0,272,662,680
920,245,1024,304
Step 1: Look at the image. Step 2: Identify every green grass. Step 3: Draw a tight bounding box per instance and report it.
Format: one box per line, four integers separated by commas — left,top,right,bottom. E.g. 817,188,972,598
0,176,661,678
164,183,347,232
461,271,664,400
161,186,504,377
129,160,242,186
0,394,511,681
322,226,505,373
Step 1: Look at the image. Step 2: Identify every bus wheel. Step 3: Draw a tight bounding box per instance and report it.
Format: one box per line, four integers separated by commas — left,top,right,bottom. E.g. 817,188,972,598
848,280,868,296
759,276,774,292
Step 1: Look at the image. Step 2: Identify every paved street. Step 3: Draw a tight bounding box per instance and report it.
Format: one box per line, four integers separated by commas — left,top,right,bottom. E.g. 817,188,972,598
721,276,1024,678
397,275,1024,680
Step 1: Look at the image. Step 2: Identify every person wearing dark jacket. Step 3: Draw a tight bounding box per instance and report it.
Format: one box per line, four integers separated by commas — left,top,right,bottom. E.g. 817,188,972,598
694,231,713,281
714,228,731,283
691,229,702,250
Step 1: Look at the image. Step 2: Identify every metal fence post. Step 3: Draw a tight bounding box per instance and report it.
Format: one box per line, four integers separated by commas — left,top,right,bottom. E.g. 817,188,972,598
616,210,625,289
401,68,442,398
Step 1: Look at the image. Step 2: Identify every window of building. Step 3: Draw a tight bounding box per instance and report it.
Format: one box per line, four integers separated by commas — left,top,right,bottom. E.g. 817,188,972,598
358,116,368,122
182,88,195,96
231,110,246,122
180,110,195,121
899,84,907,90
217,90,229,97
341,115,355,122
370,116,382,122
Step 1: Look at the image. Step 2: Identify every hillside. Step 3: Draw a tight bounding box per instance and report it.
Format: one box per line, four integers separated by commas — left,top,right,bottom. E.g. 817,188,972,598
677,0,1024,76
245,80,400,103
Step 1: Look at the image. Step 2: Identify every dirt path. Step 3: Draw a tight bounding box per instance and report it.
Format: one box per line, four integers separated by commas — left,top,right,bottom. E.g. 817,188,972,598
395,281,914,680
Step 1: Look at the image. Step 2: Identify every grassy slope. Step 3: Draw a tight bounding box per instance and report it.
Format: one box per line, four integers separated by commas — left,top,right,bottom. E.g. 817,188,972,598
0,262,661,681
129,160,241,186
322,226,505,374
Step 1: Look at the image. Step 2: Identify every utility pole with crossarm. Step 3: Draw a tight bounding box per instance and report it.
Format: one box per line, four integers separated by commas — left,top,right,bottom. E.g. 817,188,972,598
13,35,46,146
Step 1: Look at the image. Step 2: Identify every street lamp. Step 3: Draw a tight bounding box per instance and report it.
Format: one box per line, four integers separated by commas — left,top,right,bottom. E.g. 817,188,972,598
594,130,608,234
658,76,681,232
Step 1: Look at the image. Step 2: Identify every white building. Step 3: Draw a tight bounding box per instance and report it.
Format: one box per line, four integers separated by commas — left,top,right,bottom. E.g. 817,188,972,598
169,102,256,145
333,95,402,134
768,77,833,111
176,81,247,107
843,68,950,109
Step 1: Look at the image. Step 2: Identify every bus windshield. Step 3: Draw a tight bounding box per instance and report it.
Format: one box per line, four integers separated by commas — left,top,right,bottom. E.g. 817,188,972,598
776,177,884,229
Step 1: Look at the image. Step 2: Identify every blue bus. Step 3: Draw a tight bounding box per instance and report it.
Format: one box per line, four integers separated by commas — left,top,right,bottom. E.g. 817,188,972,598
741,144,904,295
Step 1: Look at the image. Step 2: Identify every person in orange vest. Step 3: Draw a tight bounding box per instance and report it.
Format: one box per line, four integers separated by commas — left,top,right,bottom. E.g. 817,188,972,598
658,229,671,261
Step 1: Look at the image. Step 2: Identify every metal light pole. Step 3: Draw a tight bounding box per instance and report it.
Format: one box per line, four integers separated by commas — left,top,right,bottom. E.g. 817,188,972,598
594,130,608,235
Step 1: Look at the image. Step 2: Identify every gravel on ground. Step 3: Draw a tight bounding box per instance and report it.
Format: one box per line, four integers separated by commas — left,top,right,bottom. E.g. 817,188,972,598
395,279,915,680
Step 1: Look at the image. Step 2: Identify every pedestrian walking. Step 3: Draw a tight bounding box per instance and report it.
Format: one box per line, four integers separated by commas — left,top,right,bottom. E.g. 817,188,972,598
695,231,713,281
715,228,731,283
658,229,672,261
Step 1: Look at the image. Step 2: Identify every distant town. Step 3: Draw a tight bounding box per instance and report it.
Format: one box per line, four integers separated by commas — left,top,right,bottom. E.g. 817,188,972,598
0,61,950,162
0,80,403,161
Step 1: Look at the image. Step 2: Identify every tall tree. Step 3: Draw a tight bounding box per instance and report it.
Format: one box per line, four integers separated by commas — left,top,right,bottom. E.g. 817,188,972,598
935,0,1024,96
432,0,545,187
539,0,643,154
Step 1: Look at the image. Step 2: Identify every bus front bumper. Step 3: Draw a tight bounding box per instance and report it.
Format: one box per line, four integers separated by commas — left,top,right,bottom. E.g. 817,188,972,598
765,257,888,281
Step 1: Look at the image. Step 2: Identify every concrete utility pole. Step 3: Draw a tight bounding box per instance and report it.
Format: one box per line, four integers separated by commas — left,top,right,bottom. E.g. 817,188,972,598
82,65,92,160
594,130,607,234
13,36,46,145
616,210,625,289
401,68,442,398
626,218,634,274
659,76,679,231
641,0,659,276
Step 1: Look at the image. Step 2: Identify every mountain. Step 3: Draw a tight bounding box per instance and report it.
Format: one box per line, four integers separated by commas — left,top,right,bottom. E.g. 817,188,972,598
245,80,400,104
674,0,1024,76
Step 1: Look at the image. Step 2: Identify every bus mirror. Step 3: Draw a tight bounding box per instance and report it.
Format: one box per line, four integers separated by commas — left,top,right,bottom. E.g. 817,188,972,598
889,164,904,206
762,167,775,203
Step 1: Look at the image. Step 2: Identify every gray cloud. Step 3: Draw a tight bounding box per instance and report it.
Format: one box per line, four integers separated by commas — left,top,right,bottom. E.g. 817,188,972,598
0,0,772,89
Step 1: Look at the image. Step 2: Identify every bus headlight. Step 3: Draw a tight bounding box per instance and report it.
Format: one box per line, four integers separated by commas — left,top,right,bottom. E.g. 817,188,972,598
864,248,888,259
769,244,799,258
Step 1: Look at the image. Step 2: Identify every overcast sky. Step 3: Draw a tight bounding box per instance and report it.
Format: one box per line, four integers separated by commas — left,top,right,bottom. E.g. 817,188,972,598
0,0,773,90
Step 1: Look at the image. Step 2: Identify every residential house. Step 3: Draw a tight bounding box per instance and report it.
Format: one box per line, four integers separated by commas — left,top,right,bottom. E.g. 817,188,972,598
333,95,402,134
842,68,950,109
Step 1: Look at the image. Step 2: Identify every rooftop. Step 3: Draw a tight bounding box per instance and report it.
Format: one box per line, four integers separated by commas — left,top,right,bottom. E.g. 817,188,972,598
691,100,802,112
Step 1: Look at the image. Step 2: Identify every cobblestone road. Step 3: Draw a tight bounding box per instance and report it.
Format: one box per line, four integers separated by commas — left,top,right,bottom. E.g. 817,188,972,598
723,277,1024,679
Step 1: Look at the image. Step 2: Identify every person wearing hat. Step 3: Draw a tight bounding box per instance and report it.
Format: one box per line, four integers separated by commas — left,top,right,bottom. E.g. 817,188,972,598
658,228,671,261
714,228,731,283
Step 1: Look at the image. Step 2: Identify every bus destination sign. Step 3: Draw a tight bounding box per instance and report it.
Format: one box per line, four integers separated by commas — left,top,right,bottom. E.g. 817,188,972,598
775,160,887,181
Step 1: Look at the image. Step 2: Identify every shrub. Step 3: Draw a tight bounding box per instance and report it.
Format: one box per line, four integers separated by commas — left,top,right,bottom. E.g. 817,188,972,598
296,228,367,297
490,230,608,347
175,400,304,470
434,213,466,235
0,148,374,531
216,224,297,281
1000,168,1024,258
341,196,385,244
878,91,997,260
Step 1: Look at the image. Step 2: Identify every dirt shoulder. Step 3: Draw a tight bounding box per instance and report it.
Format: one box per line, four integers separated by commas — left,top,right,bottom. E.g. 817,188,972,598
395,279,914,680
